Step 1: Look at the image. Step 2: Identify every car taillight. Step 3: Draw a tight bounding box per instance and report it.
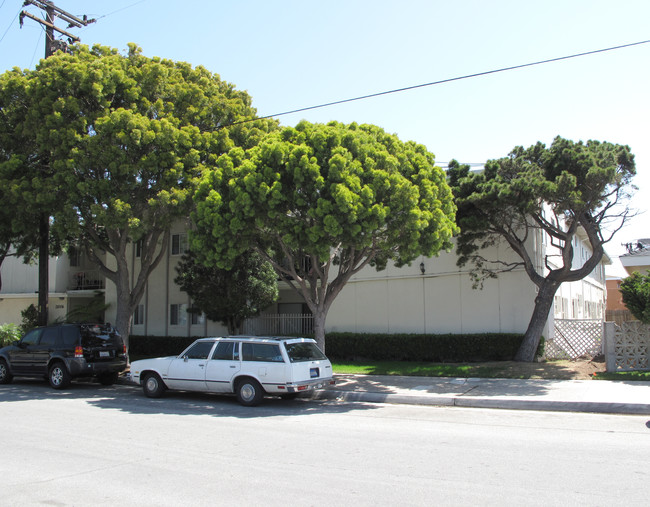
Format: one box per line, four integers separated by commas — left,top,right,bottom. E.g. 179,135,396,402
123,344,127,356
75,346,83,358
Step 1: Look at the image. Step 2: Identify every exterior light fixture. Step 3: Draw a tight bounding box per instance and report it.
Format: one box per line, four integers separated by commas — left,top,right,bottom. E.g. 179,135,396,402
420,262,425,274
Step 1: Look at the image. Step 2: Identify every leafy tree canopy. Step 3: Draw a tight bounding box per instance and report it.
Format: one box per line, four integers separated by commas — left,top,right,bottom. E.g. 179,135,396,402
449,136,636,361
175,251,279,334
620,271,650,324
0,43,276,343
191,120,457,349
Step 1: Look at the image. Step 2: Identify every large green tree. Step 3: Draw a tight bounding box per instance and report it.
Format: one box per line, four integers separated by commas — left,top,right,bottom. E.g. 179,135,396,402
448,136,636,361
192,120,457,350
0,68,56,296
0,44,275,347
175,251,279,334
620,271,650,324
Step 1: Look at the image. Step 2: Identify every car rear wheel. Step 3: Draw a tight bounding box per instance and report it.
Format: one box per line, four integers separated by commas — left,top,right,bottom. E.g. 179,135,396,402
98,371,119,386
235,378,264,406
48,362,71,389
143,372,166,398
0,359,13,384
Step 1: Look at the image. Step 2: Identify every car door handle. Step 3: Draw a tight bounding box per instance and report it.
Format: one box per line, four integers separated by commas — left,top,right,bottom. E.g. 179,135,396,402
198,364,205,368
230,365,237,368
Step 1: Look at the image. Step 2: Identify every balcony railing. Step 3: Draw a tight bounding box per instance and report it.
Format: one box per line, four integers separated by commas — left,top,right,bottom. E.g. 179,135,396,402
69,270,105,290
242,313,313,336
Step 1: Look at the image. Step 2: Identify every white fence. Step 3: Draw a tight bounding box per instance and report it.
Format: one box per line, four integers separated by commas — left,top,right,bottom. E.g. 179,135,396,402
604,321,650,372
242,313,314,336
546,319,603,360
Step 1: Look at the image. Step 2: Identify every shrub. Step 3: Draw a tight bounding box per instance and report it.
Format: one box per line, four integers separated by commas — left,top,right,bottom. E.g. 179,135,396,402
325,332,525,362
128,335,198,359
0,323,21,347
20,304,40,334
620,271,650,324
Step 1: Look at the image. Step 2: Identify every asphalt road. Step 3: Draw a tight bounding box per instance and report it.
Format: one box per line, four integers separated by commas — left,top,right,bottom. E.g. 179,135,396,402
1,380,650,506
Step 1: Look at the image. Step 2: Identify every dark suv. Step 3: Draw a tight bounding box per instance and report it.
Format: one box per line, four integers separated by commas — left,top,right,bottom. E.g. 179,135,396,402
0,323,127,389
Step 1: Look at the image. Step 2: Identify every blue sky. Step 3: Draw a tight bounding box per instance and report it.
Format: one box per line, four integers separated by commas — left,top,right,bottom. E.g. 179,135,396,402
1,0,648,275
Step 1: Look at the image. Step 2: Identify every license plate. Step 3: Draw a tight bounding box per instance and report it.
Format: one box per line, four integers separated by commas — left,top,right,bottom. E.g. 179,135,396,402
99,351,110,358
310,367,319,378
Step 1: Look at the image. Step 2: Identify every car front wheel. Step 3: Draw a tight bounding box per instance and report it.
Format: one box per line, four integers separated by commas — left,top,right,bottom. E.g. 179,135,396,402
142,372,166,398
49,362,71,389
235,378,264,406
0,359,13,384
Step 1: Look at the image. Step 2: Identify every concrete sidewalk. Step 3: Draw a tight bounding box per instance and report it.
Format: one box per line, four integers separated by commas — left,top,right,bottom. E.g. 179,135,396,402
313,374,650,415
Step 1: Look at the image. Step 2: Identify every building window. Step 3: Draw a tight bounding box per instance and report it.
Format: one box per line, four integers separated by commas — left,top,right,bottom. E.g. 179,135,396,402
133,304,145,326
135,239,143,258
170,303,187,326
554,295,562,318
171,234,188,256
69,246,81,267
190,310,205,326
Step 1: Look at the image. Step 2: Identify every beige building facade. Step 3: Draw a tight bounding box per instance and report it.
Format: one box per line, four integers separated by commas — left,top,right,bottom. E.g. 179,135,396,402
1,221,609,341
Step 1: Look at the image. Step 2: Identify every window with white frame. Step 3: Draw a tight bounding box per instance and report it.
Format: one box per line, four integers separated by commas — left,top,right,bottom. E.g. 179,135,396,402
133,304,145,326
170,303,188,326
191,311,205,326
171,233,188,256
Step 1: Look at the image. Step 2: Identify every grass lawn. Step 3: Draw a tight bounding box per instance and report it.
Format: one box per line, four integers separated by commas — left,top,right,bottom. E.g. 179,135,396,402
332,361,506,378
593,371,650,381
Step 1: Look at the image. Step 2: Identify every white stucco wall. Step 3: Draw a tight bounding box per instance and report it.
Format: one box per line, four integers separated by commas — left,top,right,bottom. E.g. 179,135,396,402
326,248,536,335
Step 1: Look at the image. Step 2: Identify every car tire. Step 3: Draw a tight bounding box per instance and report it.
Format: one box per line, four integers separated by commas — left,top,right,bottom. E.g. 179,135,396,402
235,378,264,406
48,362,71,389
98,371,119,386
0,359,13,384
142,372,166,398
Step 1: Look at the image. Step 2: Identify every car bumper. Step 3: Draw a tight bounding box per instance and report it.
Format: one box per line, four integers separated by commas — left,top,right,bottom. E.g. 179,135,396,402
284,378,336,393
125,372,140,385
67,358,127,377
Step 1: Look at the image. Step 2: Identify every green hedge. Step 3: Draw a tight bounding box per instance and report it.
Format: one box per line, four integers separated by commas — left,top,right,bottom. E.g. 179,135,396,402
129,335,197,359
324,332,526,362
0,323,21,347
129,332,530,362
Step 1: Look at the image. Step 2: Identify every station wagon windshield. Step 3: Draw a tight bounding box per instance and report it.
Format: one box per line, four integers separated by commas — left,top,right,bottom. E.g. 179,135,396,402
284,342,326,362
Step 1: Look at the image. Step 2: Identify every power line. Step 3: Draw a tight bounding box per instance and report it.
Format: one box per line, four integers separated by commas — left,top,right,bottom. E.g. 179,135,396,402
0,8,19,44
93,0,147,22
226,38,650,129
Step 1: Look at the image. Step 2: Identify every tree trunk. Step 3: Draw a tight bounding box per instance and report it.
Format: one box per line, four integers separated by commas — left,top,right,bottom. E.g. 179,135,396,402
114,289,134,353
313,311,327,353
514,282,559,361
38,214,49,326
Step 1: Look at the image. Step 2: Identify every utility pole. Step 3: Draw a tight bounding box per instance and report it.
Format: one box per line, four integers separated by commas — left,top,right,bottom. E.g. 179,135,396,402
19,1,95,326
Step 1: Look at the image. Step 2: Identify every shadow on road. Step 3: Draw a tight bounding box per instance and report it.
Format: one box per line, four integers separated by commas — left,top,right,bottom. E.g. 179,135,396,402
0,378,380,418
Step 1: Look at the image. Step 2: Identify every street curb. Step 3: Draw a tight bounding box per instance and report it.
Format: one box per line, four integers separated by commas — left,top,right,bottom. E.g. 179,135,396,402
315,389,650,415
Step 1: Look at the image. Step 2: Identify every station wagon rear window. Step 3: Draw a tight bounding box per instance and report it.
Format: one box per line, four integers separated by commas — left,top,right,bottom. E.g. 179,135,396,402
242,343,283,362
284,342,326,362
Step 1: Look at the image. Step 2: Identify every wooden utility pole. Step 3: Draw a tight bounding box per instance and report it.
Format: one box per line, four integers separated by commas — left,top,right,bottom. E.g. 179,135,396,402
19,1,95,326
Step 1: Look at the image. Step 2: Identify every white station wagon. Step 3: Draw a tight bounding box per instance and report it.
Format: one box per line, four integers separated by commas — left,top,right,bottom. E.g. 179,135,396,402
129,336,335,406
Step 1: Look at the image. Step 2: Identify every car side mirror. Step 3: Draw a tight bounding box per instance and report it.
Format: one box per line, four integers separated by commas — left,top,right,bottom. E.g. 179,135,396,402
13,340,20,347
183,355,188,362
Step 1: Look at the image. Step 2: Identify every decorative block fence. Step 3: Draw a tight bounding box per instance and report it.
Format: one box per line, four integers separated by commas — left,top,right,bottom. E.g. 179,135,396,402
604,321,650,372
